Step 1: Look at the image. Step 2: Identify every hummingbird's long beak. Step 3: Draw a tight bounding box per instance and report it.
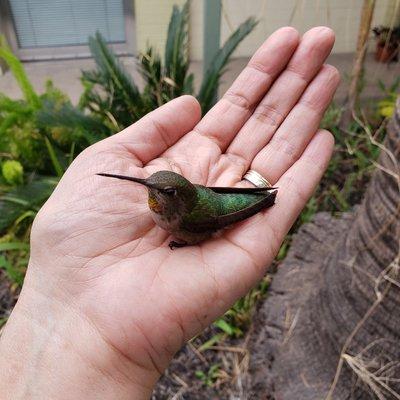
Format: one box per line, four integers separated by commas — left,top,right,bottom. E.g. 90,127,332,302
97,173,153,187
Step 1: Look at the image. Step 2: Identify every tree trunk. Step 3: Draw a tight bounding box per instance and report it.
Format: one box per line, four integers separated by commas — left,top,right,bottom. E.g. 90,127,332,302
248,99,400,399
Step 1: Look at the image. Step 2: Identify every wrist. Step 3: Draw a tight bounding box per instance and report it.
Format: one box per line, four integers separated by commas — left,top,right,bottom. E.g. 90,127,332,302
0,271,158,399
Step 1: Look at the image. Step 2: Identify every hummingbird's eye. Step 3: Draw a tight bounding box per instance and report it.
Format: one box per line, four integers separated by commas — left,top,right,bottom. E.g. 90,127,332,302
163,187,177,196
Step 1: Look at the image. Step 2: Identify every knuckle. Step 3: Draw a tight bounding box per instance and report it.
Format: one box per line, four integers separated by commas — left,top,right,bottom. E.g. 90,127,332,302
285,65,309,85
253,102,284,127
223,90,252,111
269,136,299,164
283,175,309,204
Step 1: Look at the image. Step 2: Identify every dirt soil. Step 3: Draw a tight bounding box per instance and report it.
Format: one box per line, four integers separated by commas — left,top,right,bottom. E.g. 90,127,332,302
0,212,353,399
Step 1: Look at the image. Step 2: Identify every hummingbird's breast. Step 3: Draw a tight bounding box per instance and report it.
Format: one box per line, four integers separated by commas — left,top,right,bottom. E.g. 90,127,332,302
147,191,182,231
150,210,181,232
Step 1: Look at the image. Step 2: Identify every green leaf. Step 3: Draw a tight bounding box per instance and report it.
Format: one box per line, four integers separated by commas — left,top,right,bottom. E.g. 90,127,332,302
0,35,40,108
183,73,195,94
214,318,240,336
138,47,164,107
0,255,25,286
277,239,290,261
377,79,386,93
68,142,76,166
197,17,258,113
164,1,190,97
13,210,36,226
0,316,8,329
380,105,395,117
37,100,110,143
195,370,206,379
0,242,30,251
198,333,226,352
87,32,143,120
0,177,57,234
389,76,400,92
45,137,64,177
330,185,350,211
1,160,24,185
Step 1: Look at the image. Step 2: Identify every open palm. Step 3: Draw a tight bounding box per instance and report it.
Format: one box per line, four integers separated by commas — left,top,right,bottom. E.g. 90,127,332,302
27,26,339,390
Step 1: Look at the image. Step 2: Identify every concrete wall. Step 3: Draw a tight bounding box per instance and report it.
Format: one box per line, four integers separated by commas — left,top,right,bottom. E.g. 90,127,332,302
383,0,400,25
218,0,392,58
1,0,397,70
134,0,397,61
134,0,186,56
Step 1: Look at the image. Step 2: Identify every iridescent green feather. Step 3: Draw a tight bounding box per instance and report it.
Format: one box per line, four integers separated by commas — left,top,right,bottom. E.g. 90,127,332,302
181,186,274,233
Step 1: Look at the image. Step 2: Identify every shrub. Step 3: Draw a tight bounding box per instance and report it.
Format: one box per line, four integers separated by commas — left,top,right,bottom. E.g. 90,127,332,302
0,2,258,286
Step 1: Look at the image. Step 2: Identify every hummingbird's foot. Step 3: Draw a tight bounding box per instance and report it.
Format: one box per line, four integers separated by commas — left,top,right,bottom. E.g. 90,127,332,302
168,240,187,250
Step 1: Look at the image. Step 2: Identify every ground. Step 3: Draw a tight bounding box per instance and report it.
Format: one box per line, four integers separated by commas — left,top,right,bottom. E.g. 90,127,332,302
1,53,399,104
150,212,356,399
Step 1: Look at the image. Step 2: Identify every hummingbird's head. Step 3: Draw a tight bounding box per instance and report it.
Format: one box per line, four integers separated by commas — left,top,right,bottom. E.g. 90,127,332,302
97,170,197,217
144,171,197,216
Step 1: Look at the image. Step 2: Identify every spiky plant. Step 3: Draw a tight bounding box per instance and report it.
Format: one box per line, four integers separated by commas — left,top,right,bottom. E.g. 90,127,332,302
77,1,257,128
198,17,257,112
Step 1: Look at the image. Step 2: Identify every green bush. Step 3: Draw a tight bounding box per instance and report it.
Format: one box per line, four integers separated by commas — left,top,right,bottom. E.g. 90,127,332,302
0,2,258,287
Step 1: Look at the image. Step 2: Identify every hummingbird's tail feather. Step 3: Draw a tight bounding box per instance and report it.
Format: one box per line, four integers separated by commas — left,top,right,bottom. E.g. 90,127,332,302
208,186,278,194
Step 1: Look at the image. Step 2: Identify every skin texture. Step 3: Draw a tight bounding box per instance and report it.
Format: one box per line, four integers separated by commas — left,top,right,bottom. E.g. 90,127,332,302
0,26,340,399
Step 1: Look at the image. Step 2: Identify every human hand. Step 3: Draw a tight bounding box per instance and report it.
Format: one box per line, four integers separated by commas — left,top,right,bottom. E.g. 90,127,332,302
0,27,339,399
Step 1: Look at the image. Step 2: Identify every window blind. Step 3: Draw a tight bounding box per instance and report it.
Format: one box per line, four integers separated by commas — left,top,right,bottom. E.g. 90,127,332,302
9,0,126,48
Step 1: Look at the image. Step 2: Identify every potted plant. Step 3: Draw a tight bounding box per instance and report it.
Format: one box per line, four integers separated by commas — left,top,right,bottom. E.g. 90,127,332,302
372,25,400,63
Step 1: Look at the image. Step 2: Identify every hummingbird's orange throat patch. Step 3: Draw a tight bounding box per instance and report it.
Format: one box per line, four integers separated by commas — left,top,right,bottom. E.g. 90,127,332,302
148,196,162,213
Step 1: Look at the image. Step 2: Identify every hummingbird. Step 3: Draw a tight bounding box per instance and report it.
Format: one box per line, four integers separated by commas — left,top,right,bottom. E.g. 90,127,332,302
97,171,277,249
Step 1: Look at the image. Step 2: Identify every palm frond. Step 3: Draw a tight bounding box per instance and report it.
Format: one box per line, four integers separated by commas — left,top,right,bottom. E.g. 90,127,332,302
139,47,164,107
197,17,258,113
183,73,195,94
86,32,143,120
164,1,190,98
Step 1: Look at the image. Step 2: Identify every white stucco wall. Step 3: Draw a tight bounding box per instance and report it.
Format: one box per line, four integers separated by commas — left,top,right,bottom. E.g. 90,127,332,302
216,0,393,59
134,0,397,60
134,0,186,56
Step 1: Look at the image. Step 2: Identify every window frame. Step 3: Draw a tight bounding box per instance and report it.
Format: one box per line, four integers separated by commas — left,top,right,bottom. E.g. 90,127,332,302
0,0,136,60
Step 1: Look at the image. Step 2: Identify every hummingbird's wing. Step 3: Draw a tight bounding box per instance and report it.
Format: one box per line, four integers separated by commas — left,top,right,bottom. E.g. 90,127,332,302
181,189,277,234
208,186,277,193
207,186,278,193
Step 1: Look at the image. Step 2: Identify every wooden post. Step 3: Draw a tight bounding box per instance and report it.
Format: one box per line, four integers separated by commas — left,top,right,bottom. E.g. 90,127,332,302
342,0,376,125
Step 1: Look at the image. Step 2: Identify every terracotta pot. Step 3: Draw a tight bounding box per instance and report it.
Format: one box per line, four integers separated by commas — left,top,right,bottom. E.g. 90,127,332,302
375,41,399,63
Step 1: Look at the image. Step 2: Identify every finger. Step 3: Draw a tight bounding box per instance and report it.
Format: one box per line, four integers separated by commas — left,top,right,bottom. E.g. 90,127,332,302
193,27,300,151
227,26,335,163
199,130,334,306
249,64,340,185
262,129,335,246
108,95,201,164
221,129,335,277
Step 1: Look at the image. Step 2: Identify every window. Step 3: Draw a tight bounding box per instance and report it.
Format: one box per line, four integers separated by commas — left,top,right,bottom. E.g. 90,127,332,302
1,0,135,60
